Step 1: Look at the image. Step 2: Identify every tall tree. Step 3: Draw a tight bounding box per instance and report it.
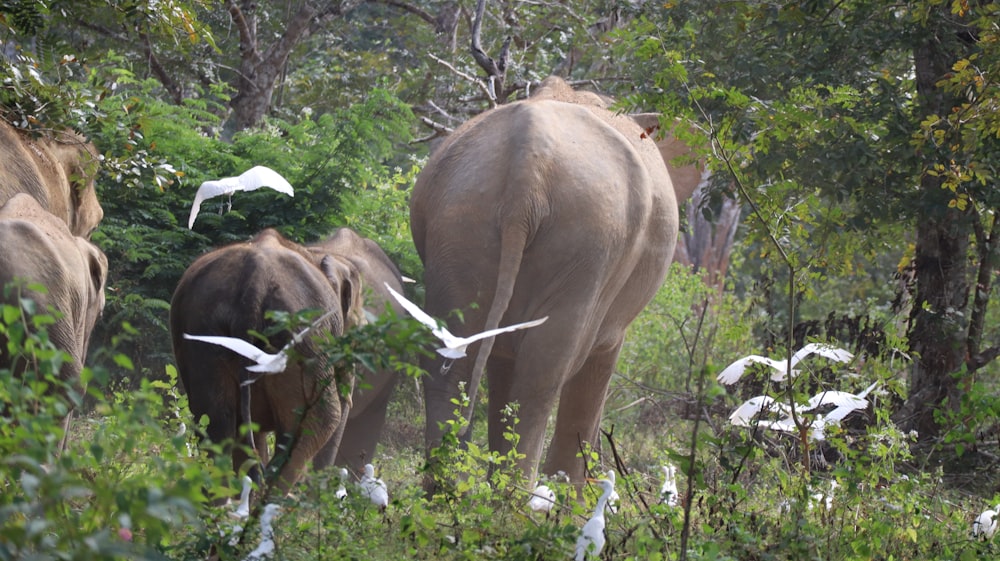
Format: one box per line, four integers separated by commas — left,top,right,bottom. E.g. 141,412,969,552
620,0,1000,444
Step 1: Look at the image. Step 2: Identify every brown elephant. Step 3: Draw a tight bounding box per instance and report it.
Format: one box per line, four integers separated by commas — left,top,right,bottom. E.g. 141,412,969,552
170,228,365,494
307,227,407,476
409,76,702,486
0,121,103,238
0,194,108,450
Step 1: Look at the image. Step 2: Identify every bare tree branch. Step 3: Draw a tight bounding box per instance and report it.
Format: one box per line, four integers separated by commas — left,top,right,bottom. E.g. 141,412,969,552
140,33,183,105
470,0,509,105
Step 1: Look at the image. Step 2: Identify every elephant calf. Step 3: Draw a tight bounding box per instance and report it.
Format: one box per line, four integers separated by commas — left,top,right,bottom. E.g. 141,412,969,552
170,228,365,495
0,194,108,446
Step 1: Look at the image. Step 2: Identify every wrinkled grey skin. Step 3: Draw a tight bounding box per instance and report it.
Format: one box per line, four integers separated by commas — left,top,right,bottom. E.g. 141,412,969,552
0,121,103,238
410,76,700,488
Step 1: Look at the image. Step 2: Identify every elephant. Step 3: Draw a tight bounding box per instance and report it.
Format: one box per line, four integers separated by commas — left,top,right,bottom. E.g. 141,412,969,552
409,76,703,487
307,227,407,476
0,194,108,448
0,121,103,239
169,228,365,495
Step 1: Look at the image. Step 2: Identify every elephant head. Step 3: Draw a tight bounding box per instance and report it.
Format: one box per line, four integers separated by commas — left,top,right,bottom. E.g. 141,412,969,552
0,121,103,239
307,227,407,474
410,76,687,488
0,193,108,383
170,228,365,496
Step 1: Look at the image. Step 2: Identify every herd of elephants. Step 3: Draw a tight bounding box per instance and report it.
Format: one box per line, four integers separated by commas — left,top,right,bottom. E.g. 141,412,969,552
0,76,705,504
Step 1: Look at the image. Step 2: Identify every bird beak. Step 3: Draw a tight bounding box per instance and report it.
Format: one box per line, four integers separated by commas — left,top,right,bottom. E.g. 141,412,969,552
585,478,599,484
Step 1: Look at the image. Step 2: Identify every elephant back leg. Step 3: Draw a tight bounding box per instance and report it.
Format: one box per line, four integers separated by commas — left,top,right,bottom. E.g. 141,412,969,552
542,339,624,483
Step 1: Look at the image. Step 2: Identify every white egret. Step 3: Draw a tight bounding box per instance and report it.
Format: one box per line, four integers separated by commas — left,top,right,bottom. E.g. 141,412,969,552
232,475,253,519
384,283,548,359
661,464,679,507
360,463,388,512
973,506,999,539
335,467,349,500
605,469,620,514
716,342,854,385
243,503,281,561
188,165,294,229
183,309,337,378
808,480,839,511
728,395,792,427
574,477,615,561
527,483,556,513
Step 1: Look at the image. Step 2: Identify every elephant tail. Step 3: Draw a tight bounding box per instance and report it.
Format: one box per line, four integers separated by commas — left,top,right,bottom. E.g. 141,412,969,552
460,224,529,431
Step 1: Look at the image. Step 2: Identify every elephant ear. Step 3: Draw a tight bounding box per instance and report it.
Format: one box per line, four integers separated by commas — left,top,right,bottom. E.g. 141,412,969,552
76,237,108,320
630,113,707,204
320,254,365,330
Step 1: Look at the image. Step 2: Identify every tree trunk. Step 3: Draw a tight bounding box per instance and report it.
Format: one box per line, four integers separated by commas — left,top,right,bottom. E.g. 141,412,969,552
898,13,975,442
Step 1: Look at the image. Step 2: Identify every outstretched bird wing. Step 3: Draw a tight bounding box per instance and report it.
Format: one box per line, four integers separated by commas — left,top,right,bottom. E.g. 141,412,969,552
792,342,854,365
716,355,782,385
237,166,295,196
183,333,271,362
447,316,549,348
384,283,453,339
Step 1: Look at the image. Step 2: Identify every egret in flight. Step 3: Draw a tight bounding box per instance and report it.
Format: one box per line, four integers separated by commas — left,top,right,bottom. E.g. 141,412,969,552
188,165,294,228
384,283,548,360
716,342,854,385
183,309,336,379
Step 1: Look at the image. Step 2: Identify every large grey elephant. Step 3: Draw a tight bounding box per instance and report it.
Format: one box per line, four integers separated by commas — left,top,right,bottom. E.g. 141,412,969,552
170,228,365,495
0,193,108,443
307,227,407,476
0,121,103,238
410,76,702,486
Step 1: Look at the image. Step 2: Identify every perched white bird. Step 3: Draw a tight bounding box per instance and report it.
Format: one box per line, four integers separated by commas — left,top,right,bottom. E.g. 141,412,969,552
661,464,679,507
188,165,294,228
728,395,792,427
359,463,388,511
183,309,337,377
232,475,253,519
974,506,999,539
575,477,615,561
335,467,349,500
384,283,548,359
716,342,854,385
527,483,556,513
243,503,281,561
605,469,620,514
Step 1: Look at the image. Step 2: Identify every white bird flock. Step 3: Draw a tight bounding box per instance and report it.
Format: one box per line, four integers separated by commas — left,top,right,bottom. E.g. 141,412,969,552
183,309,337,378
973,505,999,539
188,165,294,229
360,463,389,512
716,343,854,385
727,382,878,441
384,283,548,359
575,477,616,561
